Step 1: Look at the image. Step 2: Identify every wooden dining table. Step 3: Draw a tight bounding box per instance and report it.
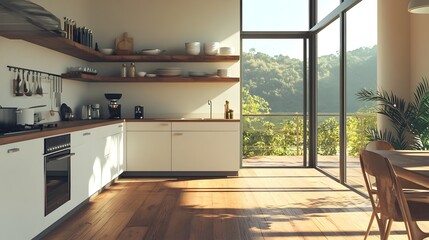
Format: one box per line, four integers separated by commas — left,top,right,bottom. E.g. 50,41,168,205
369,150,429,189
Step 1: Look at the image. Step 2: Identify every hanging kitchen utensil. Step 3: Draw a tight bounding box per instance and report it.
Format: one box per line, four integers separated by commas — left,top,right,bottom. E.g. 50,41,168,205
37,72,43,95
16,70,23,96
25,71,32,96
32,71,36,93
55,76,60,107
23,70,28,95
58,76,62,107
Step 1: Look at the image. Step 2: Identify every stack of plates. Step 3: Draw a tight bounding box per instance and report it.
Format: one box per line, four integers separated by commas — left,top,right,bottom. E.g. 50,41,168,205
189,71,206,77
219,47,235,55
138,49,165,55
156,68,183,77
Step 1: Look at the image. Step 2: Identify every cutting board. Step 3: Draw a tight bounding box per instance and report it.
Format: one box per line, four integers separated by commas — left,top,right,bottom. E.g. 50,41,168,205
115,32,133,55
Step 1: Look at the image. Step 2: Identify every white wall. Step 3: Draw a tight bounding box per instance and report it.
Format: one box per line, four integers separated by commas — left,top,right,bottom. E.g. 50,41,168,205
410,14,429,94
0,0,240,120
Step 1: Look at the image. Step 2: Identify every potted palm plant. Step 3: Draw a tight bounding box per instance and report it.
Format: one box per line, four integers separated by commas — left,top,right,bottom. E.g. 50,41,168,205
356,78,429,150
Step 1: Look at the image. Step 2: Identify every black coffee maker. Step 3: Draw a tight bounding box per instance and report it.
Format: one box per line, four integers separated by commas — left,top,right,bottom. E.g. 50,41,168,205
104,93,122,119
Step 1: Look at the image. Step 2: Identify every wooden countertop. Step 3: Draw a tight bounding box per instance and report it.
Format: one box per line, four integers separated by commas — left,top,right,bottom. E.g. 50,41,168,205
0,119,124,145
126,118,240,122
0,118,240,145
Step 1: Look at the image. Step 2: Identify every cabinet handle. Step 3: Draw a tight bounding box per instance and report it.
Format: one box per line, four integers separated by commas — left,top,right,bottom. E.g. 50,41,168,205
47,153,76,163
118,125,123,128
83,132,91,136
173,133,183,136
160,123,169,126
7,148,20,153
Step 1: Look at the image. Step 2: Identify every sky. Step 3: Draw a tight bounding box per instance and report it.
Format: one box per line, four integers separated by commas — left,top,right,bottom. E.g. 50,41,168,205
242,0,377,59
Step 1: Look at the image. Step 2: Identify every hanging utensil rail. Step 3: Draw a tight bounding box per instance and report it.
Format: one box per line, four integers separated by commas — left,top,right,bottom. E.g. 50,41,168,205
7,65,61,78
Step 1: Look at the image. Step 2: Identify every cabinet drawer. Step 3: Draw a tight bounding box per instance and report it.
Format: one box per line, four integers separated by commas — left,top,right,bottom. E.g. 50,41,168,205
71,129,93,148
172,122,239,131
127,122,171,131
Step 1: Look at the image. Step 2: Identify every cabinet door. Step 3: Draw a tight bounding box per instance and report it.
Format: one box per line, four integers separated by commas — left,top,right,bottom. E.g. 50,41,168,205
172,131,239,171
94,123,124,185
0,139,44,239
71,130,97,201
127,131,172,171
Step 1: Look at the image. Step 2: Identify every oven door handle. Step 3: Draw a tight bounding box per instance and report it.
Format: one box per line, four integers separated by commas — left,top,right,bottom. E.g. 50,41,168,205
47,153,76,163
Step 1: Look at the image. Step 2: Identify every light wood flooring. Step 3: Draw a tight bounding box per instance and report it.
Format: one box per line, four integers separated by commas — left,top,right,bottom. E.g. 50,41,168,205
41,168,425,240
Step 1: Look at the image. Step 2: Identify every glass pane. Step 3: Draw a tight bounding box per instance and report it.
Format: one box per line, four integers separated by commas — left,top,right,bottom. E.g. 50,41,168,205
318,0,340,22
242,0,309,31
242,39,306,167
345,0,377,193
317,19,340,179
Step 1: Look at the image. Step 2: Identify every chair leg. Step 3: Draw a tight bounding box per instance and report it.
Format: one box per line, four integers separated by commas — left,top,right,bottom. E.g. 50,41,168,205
364,210,376,240
407,220,429,240
383,219,393,240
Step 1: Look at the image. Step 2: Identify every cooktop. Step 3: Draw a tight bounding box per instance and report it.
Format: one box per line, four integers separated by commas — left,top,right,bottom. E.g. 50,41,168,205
0,123,58,136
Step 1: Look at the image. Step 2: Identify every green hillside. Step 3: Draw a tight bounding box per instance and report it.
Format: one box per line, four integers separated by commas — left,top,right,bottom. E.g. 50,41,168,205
242,46,377,113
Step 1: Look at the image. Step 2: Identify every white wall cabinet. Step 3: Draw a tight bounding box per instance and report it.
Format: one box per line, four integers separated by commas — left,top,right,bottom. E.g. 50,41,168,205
172,122,240,172
0,138,44,240
126,122,172,171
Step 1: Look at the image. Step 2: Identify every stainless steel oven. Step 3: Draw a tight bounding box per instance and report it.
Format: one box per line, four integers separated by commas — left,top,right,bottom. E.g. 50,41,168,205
44,134,74,216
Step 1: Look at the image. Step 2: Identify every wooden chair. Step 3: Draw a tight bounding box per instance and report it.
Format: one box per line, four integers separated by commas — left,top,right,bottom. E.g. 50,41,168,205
360,150,429,240
365,140,395,151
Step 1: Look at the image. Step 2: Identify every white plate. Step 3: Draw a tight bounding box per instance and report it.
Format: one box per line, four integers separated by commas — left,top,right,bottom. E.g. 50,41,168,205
139,49,165,55
156,68,183,77
189,71,206,77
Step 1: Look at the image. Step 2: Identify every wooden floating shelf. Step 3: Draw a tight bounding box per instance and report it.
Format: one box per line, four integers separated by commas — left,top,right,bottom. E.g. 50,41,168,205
101,54,240,62
62,73,240,83
1,33,239,62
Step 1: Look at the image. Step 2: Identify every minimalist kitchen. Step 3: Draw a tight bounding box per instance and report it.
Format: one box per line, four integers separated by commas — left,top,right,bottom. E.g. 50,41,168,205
0,0,240,239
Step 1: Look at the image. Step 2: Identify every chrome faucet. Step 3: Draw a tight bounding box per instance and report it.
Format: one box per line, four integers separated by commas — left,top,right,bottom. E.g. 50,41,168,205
208,100,212,119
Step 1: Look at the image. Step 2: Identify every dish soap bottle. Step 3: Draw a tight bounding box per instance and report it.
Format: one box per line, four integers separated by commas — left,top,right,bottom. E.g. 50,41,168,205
129,62,136,77
224,100,230,119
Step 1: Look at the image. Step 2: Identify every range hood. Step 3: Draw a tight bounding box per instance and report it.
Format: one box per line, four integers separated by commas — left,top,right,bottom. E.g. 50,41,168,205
0,0,62,36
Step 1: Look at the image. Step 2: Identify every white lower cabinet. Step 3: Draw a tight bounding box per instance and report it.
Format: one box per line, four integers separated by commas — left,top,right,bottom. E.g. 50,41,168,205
127,122,172,171
71,129,99,201
0,138,44,240
172,122,240,172
92,123,124,188
126,121,239,173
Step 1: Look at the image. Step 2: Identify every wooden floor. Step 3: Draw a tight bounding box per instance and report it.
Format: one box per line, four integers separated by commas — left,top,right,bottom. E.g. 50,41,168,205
41,168,424,240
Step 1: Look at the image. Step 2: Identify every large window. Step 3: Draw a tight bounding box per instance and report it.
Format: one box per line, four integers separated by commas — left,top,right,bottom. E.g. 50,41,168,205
241,0,377,191
317,19,340,179
345,0,377,191
242,0,309,31
242,39,307,167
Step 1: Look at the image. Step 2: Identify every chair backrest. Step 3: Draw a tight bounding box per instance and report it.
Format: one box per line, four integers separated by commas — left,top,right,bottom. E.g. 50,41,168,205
365,140,395,151
359,150,415,237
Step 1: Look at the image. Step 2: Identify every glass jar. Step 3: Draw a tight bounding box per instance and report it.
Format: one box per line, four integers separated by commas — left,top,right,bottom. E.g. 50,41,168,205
121,63,127,77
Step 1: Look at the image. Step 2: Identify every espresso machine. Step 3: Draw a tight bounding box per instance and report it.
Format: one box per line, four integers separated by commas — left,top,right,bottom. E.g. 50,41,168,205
104,93,122,119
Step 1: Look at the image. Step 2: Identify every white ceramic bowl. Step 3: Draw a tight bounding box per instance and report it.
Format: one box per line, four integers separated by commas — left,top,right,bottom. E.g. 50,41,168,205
204,42,219,55
99,48,114,55
137,71,146,77
185,42,201,55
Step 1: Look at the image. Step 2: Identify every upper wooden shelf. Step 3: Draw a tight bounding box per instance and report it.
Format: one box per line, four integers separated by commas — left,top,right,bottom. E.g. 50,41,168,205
2,33,240,62
61,73,240,83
